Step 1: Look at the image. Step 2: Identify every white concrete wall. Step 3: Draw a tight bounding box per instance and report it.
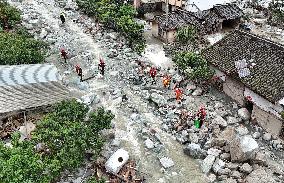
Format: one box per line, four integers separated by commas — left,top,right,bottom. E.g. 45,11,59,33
252,105,283,136
244,88,283,118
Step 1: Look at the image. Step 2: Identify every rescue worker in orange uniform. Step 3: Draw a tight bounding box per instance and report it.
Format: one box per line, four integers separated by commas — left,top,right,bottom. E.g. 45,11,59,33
174,87,183,102
149,66,157,84
163,74,171,89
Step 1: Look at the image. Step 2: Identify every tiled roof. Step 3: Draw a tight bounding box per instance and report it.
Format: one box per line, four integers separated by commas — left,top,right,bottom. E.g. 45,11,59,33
212,3,244,20
153,3,243,32
202,30,284,103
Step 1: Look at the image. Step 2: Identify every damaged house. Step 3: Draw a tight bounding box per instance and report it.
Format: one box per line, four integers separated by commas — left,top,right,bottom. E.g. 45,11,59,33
202,30,284,136
151,3,243,43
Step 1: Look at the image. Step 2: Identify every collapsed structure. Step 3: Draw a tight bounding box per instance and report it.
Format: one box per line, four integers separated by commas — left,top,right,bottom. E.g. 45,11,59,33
202,30,284,136
0,64,70,120
151,3,243,42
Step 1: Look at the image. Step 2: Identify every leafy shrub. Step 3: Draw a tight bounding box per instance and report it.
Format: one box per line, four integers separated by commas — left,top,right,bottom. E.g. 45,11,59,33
87,177,105,183
173,51,214,81
0,100,115,183
269,0,284,24
280,111,284,119
0,1,21,29
176,25,197,43
0,32,47,65
76,0,146,54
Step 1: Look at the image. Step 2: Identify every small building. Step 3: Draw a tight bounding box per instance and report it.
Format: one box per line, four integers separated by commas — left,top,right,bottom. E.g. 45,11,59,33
0,64,70,120
202,30,284,136
151,3,243,43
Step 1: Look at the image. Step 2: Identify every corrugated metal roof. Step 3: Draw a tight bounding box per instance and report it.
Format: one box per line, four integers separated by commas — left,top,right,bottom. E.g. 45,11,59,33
0,64,61,86
0,64,70,114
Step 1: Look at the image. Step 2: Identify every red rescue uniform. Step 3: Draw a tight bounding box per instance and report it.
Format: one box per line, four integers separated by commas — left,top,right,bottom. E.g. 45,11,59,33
175,88,183,101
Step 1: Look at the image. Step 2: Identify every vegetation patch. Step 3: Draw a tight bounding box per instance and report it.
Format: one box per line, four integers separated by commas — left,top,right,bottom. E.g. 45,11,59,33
0,99,114,183
76,0,146,54
173,51,214,82
176,25,197,44
0,1,21,29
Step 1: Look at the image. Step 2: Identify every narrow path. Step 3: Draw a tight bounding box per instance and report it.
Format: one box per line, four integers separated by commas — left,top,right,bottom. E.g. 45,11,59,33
8,0,207,182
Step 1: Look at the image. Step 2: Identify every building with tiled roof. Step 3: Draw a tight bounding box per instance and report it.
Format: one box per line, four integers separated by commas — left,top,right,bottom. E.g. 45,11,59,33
202,30,284,136
151,3,243,42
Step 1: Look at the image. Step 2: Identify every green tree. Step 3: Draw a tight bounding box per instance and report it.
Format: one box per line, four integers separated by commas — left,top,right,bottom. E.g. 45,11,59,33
0,32,47,65
269,0,284,23
76,0,146,54
173,51,214,81
0,1,21,29
176,25,197,43
0,100,115,183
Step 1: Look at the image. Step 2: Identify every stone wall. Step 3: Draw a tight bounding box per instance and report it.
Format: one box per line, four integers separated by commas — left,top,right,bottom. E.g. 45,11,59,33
223,77,245,106
252,105,283,136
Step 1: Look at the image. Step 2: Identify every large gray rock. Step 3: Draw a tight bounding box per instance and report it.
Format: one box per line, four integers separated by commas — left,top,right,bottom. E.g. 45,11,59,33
212,158,226,173
192,87,203,96
236,125,249,136
189,133,199,144
245,168,276,183
183,143,206,159
237,108,251,121
212,115,228,128
144,139,154,149
159,157,174,168
230,135,259,162
263,133,272,141
201,155,216,174
227,116,240,125
150,93,167,106
240,163,253,174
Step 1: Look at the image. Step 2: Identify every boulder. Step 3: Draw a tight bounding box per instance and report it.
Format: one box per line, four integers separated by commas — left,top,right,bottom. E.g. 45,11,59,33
252,132,261,139
224,178,237,183
263,133,272,141
231,170,242,179
150,93,167,106
245,167,276,183
240,163,253,174
220,153,231,161
252,152,267,165
218,168,231,175
144,139,154,149
207,148,222,157
105,149,129,174
212,158,226,173
226,162,239,170
212,115,228,128
227,116,240,125
189,133,199,144
201,155,216,174
192,87,203,96
230,135,259,162
236,125,249,136
183,143,206,159
207,173,216,183
237,108,251,121
159,157,174,168
219,126,236,143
